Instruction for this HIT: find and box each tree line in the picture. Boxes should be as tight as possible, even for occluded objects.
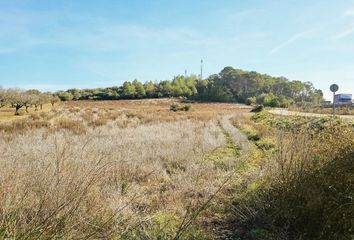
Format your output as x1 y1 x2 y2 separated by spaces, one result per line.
55 66 323 107
1 66 324 115
0 88 60 115
197 67 323 107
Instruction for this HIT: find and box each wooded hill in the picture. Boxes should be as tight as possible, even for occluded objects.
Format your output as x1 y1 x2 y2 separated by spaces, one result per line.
56 67 323 107
1 67 324 111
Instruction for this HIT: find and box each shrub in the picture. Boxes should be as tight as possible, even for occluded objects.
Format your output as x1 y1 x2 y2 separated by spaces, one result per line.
259 94 290 108
170 103 180 112
246 97 257 106
242 128 260 141
247 131 260 141
170 103 192 112
250 111 268 122
255 137 276 150
183 103 191 111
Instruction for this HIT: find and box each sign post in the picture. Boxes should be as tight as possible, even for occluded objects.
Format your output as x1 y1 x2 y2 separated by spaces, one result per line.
330 84 339 116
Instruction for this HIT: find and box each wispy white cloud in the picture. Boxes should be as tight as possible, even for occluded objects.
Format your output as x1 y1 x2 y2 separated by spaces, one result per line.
0 8 218 54
344 9 354 16
270 31 309 54
333 25 354 39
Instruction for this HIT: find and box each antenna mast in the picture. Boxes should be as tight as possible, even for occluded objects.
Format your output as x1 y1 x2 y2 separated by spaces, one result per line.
200 59 203 80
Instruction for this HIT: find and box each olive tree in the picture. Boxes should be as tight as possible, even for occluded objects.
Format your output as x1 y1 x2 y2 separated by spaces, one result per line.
23 93 33 113
39 92 52 110
26 89 49 111
7 89 27 115
50 95 60 107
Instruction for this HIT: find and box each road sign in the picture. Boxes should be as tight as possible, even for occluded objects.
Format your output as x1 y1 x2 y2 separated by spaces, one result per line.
330 84 339 93
330 84 339 116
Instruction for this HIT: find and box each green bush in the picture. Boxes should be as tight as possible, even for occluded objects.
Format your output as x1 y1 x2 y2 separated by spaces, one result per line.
170 103 180 112
255 138 276 150
183 103 191 111
245 130 260 141
246 97 257 105
170 103 192 112
260 94 290 108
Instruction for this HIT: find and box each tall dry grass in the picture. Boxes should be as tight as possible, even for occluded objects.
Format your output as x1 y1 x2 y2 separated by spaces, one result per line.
230 112 354 239
0 99 250 239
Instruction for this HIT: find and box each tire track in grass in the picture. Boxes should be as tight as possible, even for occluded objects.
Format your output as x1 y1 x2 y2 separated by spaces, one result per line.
200 114 255 239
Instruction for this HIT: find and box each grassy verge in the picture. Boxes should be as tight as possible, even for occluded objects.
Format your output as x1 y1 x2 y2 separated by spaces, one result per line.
227 110 354 239
290 106 354 115
203 132 241 171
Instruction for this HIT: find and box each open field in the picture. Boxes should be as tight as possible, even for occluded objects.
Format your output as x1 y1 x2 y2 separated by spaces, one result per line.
2 1 354 239
0 99 353 239
0 99 253 239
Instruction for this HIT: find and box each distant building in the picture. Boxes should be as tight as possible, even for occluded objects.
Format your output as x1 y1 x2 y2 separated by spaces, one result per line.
334 94 352 106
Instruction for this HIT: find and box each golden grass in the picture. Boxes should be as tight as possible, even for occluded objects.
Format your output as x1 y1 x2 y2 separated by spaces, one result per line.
0 103 54 122
0 99 251 239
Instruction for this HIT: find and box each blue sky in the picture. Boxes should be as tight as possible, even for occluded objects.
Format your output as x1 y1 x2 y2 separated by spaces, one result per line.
0 0 354 100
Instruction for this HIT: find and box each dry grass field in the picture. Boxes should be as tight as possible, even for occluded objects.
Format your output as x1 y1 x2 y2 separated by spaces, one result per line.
0 103 53 123
0 99 252 239
1 99 353 239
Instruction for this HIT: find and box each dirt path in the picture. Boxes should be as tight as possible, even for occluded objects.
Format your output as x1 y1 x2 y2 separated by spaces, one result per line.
269 108 354 119
220 114 252 159
204 114 254 239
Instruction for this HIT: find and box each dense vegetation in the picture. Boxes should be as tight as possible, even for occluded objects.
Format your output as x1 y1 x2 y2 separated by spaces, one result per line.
230 112 354 239
0 67 324 115
55 67 323 107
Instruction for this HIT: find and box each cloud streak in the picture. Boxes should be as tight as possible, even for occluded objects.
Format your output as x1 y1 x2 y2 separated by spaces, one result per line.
270 31 309 54
344 9 354 16
333 25 354 39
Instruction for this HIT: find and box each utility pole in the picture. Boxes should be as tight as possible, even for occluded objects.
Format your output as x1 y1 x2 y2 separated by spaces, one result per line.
200 59 203 80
